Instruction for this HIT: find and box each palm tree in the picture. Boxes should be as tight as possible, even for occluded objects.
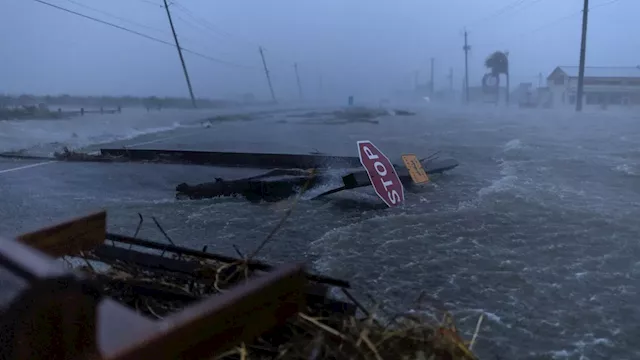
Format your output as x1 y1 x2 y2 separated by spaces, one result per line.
485 51 510 105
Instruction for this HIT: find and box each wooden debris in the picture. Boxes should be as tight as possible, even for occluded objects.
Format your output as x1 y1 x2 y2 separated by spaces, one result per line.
1 211 480 359
17 210 106 257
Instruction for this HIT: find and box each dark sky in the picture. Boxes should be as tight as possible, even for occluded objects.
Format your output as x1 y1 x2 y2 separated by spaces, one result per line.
1 0 636 100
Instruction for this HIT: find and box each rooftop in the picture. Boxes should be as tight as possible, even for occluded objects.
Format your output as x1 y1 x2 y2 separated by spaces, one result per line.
554 66 640 78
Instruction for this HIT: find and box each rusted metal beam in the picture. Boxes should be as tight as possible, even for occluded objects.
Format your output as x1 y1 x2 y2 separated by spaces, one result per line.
17 211 106 258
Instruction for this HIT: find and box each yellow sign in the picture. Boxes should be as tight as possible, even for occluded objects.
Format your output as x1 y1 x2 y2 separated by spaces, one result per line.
402 154 429 184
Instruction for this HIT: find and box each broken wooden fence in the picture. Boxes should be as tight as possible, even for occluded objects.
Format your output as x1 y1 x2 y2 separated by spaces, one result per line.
0 210 355 360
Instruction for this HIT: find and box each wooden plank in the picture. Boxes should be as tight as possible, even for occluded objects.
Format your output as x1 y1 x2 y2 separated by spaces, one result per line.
100 148 362 169
104 263 306 360
91 245 202 275
17 211 106 258
0 236 71 282
0 276 103 360
105 232 351 288
97 299 160 353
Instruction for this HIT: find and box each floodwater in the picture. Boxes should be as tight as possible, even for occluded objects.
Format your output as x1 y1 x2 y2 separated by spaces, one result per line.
1 103 639 359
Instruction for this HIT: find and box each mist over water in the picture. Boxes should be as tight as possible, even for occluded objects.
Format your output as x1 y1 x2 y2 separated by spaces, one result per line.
0 103 638 359
3 0 640 358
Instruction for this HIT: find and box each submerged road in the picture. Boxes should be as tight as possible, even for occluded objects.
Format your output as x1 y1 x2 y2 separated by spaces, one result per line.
1 106 639 359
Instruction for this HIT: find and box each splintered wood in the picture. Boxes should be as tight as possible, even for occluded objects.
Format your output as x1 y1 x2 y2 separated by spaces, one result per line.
104 264 306 360
1 211 308 360
2 211 478 360
17 210 106 257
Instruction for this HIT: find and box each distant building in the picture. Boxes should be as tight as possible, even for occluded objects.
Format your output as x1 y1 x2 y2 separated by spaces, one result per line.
467 86 508 103
547 66 640 108
510 83 553 108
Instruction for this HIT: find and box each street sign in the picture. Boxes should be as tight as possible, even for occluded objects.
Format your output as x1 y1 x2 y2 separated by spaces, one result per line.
401 154 429 185
356 140 404 207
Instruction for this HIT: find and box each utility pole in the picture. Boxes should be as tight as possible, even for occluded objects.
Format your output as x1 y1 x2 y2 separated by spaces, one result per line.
463 29 471 104
576 0 589 112
162 0 196 108
505 51 510 106
538 72 543 88
447 67 454 102
430 58 435 95
294 63 303 101
259 46 277 103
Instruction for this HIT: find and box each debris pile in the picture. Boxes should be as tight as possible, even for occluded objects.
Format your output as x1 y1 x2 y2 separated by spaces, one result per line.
74 236 479 359
9 210 479 359
0 105 65 120
291 107 416 125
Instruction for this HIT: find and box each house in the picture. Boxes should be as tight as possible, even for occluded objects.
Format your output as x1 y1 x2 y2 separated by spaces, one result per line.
547 66 640 108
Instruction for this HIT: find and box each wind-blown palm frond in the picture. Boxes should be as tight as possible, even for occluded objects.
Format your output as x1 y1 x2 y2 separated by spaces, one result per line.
485 51 509 75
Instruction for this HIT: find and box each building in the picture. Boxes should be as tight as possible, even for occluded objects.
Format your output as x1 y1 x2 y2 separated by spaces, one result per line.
510 83 553 108
547 66 640 108
467 86 509 104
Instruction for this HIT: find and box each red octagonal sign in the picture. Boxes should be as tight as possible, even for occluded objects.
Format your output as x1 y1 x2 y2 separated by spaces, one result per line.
357 140 405 207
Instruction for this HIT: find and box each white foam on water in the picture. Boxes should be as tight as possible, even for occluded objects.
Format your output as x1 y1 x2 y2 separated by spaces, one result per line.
614 163 638 176
0 108 210 154
503 138 523 151
478 161 518 198
0 105 292 155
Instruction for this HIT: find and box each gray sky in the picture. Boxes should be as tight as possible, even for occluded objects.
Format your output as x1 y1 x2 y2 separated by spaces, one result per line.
1 0 636 101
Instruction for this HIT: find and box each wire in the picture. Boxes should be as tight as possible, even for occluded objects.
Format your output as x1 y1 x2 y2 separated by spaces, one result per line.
591 0 622 10
469 0 527 28
170 0 305 72
522 0 623 36
170 12 256 60
508 0 548 16
470 0 553 31
31 0 259 70
134 0 163 7
64 0 169 36
524 10 581 35
172 1 260 48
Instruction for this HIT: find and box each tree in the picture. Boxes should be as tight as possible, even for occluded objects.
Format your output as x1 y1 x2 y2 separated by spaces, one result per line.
485 51 510 105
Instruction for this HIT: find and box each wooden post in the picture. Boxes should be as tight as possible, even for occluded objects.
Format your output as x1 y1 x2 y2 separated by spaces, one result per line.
576 0 589 112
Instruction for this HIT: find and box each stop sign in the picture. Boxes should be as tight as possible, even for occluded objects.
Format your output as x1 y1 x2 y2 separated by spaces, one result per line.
357 140 405 207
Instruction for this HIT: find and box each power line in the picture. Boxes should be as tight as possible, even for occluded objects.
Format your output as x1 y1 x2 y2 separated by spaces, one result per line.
31 0 259 70
72 0 245 61
525 10 582 35
172 1 260 48
170 1 298 69
470 0 554 32
133 0 164 8
591 0 622 10
64 0 169 36
521 0 622 36
507 0 548 17
169 13 251 60
469 0 527 28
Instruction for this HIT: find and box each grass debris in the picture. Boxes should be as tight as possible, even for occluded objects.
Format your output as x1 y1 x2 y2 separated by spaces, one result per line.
73 251 479 360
